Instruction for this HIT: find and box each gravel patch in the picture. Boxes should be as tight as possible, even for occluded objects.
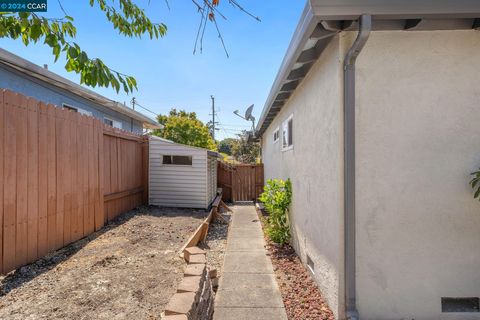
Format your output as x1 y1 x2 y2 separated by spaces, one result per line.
199 209 231 292
257 207 334 320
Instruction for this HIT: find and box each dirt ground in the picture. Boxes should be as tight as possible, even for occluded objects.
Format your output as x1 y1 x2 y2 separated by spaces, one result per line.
0 206 208 320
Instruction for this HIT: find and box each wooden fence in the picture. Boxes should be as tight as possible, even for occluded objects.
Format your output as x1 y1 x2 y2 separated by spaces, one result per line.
0 90 148 274
217 162 264 202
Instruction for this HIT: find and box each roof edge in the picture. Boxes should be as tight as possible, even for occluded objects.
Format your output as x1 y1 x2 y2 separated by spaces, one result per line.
0 48 161 129
257 2 320 133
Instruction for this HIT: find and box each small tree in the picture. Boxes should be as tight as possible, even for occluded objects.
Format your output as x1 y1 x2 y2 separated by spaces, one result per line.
153 109 216 150
231 132 260 164
218 138 236 155
259 179 292 245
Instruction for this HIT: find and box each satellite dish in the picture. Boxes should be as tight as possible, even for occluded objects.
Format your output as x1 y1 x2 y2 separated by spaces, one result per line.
244 104 254 121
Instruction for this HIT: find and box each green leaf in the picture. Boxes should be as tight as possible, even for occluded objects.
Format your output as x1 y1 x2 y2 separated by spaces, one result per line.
68 46 78 58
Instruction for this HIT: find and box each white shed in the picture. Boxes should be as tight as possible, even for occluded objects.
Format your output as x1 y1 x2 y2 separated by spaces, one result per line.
148 136 219 209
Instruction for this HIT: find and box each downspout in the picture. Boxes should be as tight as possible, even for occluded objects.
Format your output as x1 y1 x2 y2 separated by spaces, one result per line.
344 14 371 320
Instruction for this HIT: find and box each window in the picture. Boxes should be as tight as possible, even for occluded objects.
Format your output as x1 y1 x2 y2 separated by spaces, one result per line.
104 117 122 129
273 128 280 143
62 103 93 117
162 155 193 166
282 114 293 150
62 103 77 112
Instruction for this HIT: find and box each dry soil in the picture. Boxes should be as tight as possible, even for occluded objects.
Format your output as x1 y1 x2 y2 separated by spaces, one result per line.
0 206 208 320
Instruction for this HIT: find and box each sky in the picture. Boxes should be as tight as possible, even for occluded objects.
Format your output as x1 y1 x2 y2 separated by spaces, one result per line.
1 0 305 140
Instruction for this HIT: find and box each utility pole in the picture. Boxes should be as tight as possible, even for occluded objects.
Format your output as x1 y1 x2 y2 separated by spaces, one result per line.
131 97 136 110
211 95 216 140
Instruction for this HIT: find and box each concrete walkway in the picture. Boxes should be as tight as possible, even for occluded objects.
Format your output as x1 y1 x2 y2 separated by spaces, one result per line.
214 205 287 320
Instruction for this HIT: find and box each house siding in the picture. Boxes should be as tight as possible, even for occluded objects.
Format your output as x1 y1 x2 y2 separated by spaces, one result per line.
355 30 480 319
0 65 143 133
262 35 345 319
149 137 209 209
262 29 480 320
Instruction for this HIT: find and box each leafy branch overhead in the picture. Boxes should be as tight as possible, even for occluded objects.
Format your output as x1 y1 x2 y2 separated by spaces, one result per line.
0 0 258 93
192 0 260 57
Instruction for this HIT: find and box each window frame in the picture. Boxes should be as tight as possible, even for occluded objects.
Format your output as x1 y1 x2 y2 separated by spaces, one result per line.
273 127 280 144
162 155 193 166
104 117 122 129
62 103 93 117
282 114 294 151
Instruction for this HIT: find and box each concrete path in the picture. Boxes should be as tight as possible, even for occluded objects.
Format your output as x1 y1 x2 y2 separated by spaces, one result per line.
214 205 287 320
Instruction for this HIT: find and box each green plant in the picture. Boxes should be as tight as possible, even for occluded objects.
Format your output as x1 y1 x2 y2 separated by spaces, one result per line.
153 109 217 151
259 179 292 245
470 168 480 199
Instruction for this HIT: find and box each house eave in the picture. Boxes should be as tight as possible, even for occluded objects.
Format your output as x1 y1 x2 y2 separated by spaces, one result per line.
256 0 480 137
0 48 162 130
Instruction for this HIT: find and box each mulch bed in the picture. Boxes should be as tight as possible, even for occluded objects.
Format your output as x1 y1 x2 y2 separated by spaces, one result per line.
258 207 335 320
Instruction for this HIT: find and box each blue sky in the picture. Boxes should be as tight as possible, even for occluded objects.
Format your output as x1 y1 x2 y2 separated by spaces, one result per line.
1 0 305 139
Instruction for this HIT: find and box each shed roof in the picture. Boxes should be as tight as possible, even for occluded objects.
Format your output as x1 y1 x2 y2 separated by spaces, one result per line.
0 48 162 130
149 135 221 158
256 0 480 135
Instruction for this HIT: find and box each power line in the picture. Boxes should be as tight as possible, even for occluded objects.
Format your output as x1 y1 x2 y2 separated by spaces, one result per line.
130 97 159 117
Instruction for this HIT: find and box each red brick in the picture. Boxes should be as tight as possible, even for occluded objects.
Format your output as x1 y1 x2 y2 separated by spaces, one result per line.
177 276 201 293
187 253 206 264
184 263 205 276
164 292 195 315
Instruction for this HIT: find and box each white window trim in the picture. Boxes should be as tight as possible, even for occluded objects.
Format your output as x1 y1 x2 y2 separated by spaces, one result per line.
104 117 122 129
62 103 93 117
273 127 280 144
161 155 193 166
282 114 294 152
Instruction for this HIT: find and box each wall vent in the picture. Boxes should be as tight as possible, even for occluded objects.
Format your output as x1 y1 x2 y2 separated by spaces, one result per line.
306 254 315 274
441 297 480 312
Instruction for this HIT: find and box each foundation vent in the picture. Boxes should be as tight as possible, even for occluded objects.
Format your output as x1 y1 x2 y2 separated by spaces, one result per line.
306 254 315 274
441 297 480 312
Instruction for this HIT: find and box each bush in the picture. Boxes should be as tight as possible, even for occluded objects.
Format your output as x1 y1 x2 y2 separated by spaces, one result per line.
470 168 480 199
259 179 292 245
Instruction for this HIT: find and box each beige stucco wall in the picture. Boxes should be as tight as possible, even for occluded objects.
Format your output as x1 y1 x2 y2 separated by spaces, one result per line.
261 35 345 319
355 30 480 319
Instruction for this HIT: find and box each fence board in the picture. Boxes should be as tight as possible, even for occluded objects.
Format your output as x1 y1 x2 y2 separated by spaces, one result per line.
27 97 39 262
38 102 48 258
217 163 264 202
46 104 57 253
15 94 28 267
0 91 4 274
55 107 65 248
0 90 149 275
4 91 17 272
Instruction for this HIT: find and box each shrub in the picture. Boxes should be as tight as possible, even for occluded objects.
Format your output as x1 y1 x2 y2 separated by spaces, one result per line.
470 168 480 200
259 179 292 245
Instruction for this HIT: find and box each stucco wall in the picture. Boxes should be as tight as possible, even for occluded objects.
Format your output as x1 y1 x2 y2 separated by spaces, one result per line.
355 30 480 319
262 35 345 319
0 65 143 133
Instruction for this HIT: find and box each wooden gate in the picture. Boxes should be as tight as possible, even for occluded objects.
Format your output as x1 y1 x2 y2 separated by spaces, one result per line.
217 162 264 202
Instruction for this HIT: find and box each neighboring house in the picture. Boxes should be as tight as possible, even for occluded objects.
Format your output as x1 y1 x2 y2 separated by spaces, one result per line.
149 136 220 209
257 1 480 319
0 48 160 133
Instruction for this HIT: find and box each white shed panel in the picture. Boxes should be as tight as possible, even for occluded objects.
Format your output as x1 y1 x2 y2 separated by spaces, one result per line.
148 136 218 209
